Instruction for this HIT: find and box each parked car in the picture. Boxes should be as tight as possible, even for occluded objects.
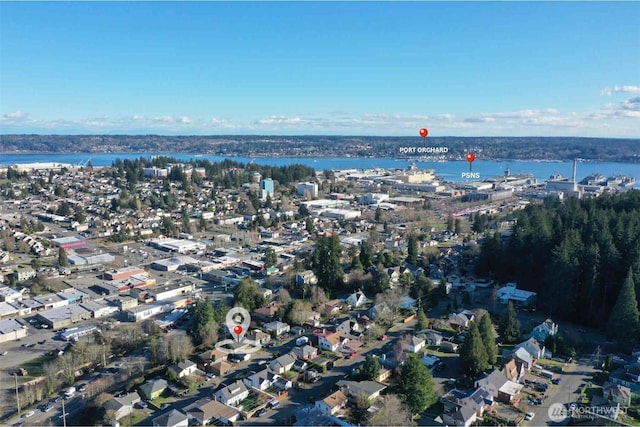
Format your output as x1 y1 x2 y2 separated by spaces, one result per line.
24 411 35 418
525 412 535 421
552 378 561 385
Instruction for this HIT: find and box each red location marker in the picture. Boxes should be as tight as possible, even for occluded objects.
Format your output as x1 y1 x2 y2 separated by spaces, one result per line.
233 325 243 335
466 152 476 171
419 128 428 138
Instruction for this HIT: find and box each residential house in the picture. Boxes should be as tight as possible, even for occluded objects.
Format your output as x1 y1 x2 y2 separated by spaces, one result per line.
475 370 523 405
502 359 526 383
297 309 321 327
440 341 459 353
515 337 545 360
185 398 241 425
197 349 227 372
376 368 392 383
402 335 426 354
103 392 142 420
214 380 249 407
318 331 346 352
314 390 348 415
318 299 343 318
295 270 318 286
292 359 308 372
263 320 290 336
603 382 632 407
270 353 297 374
336 318 363 338
346 290 367 308
152 409 189 427
168 359 198 378
449 311 475 330
246 329 271 346
243 369 279 391
253 303 279 324
418 329 444 346
442 388 493 427
529 318 558 343
367 302 391 320
336 380 387 401
139 378 168 400
292 344 318 360
211 360 232 376
511 347 535 371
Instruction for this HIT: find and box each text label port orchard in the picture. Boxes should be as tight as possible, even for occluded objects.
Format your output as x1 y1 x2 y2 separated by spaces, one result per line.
399 146 449 154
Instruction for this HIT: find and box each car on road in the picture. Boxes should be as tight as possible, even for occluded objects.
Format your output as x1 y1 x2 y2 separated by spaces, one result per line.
38 340 46 345
160 403 171 410
24 411 35 418
552 378 561 385
525 412 535 421
42 403 54 412
255 408 267 417
0 351 7 356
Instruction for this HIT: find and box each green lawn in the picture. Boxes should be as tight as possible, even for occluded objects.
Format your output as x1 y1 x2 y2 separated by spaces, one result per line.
150 393 177 408
537 358 565 368
119 410 147 427
240 395 261 412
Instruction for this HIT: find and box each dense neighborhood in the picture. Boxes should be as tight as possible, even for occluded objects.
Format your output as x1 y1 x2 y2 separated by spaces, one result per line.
1 159 639 427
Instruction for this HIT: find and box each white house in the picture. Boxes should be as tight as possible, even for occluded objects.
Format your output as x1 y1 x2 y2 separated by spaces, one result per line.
402 335 426 354
515 337 545 360
314 390 348 415
214 380 249 407
243 369 279 391
270 353 297 374
318 332 346 352
346 290 367 308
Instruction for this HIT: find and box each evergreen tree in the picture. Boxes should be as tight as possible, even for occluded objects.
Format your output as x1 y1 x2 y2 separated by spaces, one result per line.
459 322 489 375
416 310 429 331
607 269 640 348
407 233 418 264
190 297 215 345
397 354 438 415
360 354 381 381
359 241 374 269
312 235 344 290
264 247 277 268
375 206 383 222
58 247 68 267
499 302 521 344
478 313 497 366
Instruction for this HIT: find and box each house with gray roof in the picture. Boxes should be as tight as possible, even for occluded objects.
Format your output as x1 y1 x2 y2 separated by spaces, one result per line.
270 352 297 374
152 409 188 427
214 380 249 407
336 380 387 401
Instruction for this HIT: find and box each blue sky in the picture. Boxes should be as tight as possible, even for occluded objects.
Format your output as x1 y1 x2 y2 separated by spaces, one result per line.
1 2 639 137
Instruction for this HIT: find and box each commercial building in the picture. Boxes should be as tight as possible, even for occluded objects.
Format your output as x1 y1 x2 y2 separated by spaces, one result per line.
151 256 199 272
0 286 22 304
126 303 169 322
51 236 86 250
146 282 197 302
36 304 92 330
297 182 319 198
104 266 147 281
149 238 206 254
0 318 27 343
260 178 275 200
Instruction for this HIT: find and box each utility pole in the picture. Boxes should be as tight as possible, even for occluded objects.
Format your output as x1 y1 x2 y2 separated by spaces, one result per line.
14 373 21 418
62 397 67 427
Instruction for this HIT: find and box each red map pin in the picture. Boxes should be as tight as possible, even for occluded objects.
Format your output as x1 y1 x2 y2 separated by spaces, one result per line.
466 152 476 171
233 325 243 335
419 128 428 138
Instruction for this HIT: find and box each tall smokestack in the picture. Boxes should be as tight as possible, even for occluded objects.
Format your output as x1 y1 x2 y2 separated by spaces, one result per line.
572 159 577 183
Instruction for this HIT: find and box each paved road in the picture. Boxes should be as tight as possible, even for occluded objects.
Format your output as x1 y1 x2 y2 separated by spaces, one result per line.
522 356 597 426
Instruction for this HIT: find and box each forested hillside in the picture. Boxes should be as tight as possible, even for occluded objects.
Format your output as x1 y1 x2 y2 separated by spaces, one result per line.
476 191 640 328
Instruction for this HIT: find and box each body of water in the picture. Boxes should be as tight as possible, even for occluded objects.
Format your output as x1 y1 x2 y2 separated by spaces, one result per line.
1 152 639 185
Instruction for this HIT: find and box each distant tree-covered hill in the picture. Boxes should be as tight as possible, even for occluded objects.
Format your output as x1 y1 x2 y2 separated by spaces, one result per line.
1 134 639 162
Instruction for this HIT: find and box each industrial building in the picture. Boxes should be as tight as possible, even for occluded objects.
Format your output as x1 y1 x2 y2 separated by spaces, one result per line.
0 318 27 343
36 304 92 330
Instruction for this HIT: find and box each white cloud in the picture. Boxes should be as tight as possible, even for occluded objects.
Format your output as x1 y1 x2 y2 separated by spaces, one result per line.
601 85 640 96
1 110 28 120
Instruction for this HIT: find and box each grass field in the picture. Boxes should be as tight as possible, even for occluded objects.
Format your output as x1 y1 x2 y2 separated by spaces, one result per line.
20 353 57 377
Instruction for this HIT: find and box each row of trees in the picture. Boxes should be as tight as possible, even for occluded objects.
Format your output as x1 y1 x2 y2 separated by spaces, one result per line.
459 313 498 376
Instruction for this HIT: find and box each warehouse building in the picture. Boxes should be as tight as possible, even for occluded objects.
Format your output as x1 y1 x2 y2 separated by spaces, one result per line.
36 304 92 330
0 318 28 343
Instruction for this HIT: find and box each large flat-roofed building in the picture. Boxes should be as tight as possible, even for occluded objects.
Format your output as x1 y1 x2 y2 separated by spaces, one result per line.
36 304 92 330
151 256 199 272
32 293 69 311
321 209 362 220
104 266 147 281
80 301 118 318
51 236 86 250
149 238 206 254
126 303 168 322
0 301 20 319
68 252 115 265
0 286 22 304
146 282 197 302
0 318 27 343
56 288 90 304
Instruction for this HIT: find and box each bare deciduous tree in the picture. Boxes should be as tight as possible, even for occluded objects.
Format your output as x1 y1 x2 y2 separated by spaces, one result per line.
367 395 415 426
